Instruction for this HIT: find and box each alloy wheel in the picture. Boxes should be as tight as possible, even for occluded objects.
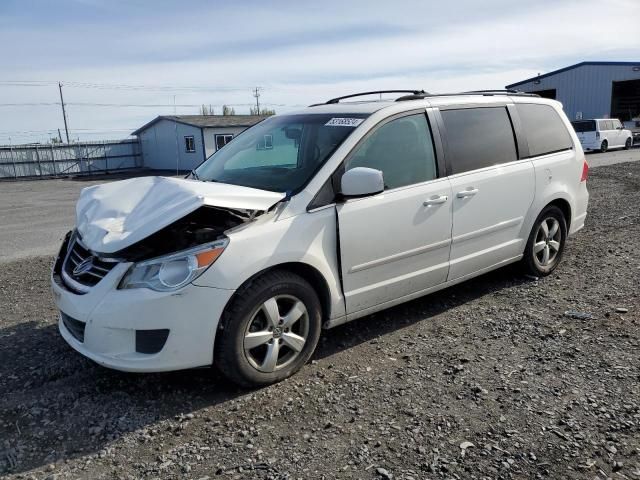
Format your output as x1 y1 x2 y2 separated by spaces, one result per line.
243 295 309 373
533 217 562 268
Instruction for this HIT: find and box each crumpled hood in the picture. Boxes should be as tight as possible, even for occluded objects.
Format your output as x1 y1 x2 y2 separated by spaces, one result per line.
76 176 285 254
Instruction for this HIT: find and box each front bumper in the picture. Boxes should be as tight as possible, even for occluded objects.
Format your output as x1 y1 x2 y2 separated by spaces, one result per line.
52 261 235 373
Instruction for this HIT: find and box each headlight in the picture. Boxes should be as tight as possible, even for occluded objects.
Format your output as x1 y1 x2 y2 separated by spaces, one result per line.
119 239 228 292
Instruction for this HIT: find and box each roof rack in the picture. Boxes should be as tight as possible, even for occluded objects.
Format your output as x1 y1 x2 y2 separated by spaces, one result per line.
310 90 427 106
396 89 539 101
461 89 539 97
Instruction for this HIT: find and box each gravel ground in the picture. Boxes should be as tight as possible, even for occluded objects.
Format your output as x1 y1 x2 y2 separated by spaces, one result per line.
1 162 639 480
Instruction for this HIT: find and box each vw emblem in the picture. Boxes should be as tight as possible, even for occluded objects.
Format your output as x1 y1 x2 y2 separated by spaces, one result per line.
72 257 94 276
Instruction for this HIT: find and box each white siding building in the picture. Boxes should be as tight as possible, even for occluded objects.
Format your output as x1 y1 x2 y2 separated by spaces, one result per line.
132 115 267 171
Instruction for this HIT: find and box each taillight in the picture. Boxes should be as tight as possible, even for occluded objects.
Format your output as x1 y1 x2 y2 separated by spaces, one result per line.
596 131 600 140
580 159 589 182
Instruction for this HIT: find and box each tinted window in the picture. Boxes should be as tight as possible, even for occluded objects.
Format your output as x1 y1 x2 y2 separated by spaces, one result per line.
516 104 573 157
441 107 517 174
572 120 596 132
345 114 437 190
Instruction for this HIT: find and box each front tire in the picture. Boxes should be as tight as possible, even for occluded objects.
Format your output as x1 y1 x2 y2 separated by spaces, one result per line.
521 205 567 277
600 140 608 153
215 270 322 388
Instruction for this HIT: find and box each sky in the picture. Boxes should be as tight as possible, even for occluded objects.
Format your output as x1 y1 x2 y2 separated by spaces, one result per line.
0 0 638 144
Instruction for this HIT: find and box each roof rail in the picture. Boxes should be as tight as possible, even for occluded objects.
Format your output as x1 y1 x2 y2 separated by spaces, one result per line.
461 89 539 97
310 90 426 106
395 89 540 101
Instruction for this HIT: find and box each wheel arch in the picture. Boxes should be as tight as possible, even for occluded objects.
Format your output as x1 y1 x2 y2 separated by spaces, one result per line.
546 197 572 227
215 261 333 338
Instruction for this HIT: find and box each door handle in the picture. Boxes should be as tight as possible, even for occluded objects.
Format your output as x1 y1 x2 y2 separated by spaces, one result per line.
457 188 479 198
423 195 448 206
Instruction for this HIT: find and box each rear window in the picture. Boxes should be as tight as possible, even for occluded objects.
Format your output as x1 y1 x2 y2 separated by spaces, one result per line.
516 104 573 157
441 107 518 175
572 120 596 132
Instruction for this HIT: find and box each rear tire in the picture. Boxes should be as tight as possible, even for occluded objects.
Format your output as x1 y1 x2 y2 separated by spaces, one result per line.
521 205 567 277
215 270 322 388
624 138 632 150
600 140 608 153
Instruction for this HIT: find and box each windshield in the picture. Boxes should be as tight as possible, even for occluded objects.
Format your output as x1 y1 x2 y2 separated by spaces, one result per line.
194 113 369 193
571 120 596 132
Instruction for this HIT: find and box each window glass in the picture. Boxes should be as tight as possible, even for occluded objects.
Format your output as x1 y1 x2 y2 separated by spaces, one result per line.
516 104 573 157
224 126 298 169
195 113 367 193
441 107 517 174
184 136 195 153
345 114 437 190
571 120 596 132
215 134 234 150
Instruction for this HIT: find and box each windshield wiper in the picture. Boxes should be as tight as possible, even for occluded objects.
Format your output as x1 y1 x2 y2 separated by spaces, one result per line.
189 170 200 181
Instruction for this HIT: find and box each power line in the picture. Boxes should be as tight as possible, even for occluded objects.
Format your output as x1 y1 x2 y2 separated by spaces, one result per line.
0 80 258 92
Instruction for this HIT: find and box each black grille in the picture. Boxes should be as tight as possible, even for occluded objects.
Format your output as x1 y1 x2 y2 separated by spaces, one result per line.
63 238 117 290
61 312 86 342
136 329 170 354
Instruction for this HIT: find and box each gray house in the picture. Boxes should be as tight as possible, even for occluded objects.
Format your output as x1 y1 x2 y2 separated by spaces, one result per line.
132 115 267 171
506 61 640 122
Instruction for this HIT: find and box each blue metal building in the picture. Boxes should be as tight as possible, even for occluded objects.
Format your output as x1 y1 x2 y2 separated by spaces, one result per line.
506 61 640 122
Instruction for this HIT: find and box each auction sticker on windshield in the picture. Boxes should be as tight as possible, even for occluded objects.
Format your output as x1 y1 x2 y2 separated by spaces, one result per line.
325 118 364 127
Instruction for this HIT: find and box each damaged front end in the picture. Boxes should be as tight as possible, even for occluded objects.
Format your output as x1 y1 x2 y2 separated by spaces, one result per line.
112 205 254 262
57 175 286 294
114 206 256 292
57 205 259 294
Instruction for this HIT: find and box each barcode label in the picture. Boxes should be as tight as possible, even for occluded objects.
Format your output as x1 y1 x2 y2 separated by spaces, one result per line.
325 118 364 127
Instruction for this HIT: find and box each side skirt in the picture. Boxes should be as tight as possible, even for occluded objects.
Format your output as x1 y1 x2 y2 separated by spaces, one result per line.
324 254 523 328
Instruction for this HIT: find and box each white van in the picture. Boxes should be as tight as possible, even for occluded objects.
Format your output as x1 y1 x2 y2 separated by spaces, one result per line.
571 118 633 152
52 90 589 387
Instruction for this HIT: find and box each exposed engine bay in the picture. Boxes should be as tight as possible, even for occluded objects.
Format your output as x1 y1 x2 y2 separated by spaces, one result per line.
106 206 256 261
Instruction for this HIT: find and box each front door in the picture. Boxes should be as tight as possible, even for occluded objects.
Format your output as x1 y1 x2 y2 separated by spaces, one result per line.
336 112 453 314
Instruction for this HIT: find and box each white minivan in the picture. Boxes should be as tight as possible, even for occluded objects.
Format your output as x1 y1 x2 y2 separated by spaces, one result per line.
571 118 633 152
52 90 589 387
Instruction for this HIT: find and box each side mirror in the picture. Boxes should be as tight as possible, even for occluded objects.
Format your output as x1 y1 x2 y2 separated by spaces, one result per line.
341 167 384 197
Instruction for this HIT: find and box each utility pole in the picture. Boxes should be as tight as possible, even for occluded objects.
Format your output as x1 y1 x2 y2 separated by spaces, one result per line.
252 87 261 115
58 82 70 143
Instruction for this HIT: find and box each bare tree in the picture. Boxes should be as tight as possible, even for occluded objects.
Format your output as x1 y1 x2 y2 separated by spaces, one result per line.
222 105 236 116
200 104 215 115
250 106 275 116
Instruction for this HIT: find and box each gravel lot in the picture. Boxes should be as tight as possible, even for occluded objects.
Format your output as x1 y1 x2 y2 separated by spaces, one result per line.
1 162 639 479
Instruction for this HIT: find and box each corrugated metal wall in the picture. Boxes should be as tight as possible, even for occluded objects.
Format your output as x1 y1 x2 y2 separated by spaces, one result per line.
507 64 640 121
